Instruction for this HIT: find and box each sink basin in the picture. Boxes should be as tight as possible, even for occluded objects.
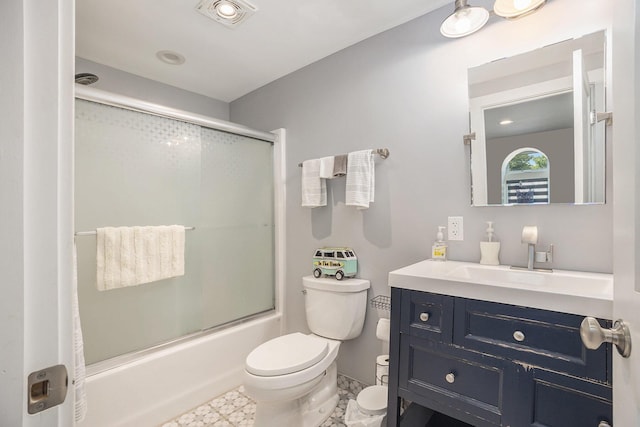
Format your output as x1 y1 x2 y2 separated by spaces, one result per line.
388 260 613 319
446 264 613 296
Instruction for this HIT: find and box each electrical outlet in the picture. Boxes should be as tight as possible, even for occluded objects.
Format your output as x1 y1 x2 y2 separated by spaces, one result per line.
448 216 463 241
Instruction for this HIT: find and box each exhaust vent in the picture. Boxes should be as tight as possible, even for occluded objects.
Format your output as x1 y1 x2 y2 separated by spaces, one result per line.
195 0 258 28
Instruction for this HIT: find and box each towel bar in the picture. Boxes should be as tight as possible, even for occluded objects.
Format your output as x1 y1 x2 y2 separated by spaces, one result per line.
74 226 195 236
297 148 390 167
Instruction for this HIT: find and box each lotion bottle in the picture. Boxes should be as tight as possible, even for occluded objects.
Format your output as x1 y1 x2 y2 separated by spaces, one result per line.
432 226 447 261
480 221 500 265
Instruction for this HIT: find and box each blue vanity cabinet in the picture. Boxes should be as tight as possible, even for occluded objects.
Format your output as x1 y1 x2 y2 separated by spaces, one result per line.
387 287 613 427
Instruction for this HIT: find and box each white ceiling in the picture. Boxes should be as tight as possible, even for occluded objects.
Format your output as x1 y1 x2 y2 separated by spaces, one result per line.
76 0 451 102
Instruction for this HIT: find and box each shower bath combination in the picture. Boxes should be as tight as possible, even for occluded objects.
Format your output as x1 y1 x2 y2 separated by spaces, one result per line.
73 86 284 426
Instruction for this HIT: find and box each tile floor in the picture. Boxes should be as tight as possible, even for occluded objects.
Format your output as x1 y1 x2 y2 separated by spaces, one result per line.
160 374 367 427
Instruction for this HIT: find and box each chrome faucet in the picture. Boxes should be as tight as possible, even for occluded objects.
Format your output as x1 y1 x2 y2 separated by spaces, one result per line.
512 226 554 272
522 225 538 270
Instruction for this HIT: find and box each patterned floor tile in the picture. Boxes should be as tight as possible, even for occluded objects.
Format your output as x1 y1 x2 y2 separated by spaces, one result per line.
160 374 368 427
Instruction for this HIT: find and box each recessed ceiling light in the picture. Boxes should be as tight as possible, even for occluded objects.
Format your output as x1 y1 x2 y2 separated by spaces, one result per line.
215 1 238 19
156 50 186 65
195 0 258 28
500 119 514 125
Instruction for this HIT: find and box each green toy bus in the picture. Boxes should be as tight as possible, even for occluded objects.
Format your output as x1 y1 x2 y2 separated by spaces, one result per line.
312 247 358 280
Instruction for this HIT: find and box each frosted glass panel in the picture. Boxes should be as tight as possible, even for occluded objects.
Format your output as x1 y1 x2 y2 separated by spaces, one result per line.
200 128 275 328
75 100 274 364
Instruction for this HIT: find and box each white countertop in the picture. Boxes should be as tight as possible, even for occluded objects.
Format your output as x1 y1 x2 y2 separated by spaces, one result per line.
388 259 613 319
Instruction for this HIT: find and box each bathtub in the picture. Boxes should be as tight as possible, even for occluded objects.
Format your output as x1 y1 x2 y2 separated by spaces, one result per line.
78 312 282 427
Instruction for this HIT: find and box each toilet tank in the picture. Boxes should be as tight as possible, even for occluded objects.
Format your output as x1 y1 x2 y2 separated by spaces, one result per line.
303 276 370 340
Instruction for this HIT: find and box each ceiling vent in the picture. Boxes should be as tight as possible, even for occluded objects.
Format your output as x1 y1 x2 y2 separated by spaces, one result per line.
195 0 258 28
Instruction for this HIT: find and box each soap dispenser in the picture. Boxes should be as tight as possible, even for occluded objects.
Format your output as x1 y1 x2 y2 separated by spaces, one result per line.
432 226 448 261
480 221 500 265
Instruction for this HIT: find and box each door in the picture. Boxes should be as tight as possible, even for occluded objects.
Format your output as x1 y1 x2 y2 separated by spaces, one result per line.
612 1 640 425
0 0 74 425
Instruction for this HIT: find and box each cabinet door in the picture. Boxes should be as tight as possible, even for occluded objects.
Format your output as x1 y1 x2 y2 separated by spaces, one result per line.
399 334 528 427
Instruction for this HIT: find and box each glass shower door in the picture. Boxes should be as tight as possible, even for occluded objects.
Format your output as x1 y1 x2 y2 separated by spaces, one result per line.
75 99 274 364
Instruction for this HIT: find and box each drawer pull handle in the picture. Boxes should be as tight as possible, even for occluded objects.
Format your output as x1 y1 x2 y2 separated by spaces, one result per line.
513 331 525 342
419 312 430 322
598 422 611 427
445 373 455 384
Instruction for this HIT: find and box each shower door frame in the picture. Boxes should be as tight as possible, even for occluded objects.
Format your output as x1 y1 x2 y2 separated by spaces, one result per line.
74 86 287 369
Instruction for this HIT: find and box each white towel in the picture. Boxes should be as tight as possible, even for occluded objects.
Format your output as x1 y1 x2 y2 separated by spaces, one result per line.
96 225 185 291
318 156 335 179
301 159 327 208
346 150 375 209
72 242 87 422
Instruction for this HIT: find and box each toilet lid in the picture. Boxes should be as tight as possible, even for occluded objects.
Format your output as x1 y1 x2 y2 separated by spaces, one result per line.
246 333 329 376
357 385 388 415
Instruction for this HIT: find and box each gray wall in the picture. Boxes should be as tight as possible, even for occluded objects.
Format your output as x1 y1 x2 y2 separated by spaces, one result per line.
486 128 575 204
76 58 230 120
230 0 614 384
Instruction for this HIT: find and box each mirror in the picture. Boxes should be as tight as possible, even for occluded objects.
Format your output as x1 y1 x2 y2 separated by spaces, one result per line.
468 30 607 206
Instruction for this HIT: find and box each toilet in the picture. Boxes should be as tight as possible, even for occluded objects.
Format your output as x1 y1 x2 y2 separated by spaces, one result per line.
243 276 370 427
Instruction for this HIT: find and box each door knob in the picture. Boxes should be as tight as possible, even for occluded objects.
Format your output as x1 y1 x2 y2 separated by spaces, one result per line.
580 317 631 358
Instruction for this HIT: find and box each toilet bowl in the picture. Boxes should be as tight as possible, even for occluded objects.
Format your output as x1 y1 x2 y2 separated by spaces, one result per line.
243 276 370 427
243 333 341 427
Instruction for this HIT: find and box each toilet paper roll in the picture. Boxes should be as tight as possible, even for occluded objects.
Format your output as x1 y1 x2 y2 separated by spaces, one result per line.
376 318 390 341
521 226 538 244
376 354 389 386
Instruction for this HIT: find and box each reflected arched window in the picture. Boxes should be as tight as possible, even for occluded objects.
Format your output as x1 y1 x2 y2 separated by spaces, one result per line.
501 148 550 204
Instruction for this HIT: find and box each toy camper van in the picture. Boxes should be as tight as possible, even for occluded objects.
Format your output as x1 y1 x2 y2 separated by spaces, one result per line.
312 247 357 280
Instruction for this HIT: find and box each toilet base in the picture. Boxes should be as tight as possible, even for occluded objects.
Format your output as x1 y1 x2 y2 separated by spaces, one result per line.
253 362 339 427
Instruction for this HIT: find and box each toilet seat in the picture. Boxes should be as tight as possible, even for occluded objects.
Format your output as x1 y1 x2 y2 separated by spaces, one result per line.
244 334 340 391
246 332 329 376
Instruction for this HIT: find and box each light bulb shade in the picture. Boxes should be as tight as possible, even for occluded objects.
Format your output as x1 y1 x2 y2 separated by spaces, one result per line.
494 0 546 18
440 3 490 38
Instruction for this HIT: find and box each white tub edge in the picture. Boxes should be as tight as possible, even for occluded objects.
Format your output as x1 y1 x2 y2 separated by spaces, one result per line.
78 313 282 427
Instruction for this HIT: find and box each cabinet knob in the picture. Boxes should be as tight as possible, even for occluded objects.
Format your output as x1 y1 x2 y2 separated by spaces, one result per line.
445 373 455 384
513 330 525 342
419 312 430 322
598 421 611 427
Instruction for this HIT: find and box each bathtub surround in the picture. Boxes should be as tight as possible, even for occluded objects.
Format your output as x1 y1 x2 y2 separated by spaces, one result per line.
230 0 614 384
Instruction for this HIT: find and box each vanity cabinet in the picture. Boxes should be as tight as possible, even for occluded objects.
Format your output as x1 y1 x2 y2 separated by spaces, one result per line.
387 287 613 427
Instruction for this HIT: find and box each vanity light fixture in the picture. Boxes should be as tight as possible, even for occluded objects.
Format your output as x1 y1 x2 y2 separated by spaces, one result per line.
493 0 546 19
440 0 490 38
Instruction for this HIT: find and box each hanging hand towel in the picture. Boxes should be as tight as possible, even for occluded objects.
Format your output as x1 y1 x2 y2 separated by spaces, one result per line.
301 159 327 208
96 225 185 291
318 156 335 179
332 154 348 177
346 149 375 209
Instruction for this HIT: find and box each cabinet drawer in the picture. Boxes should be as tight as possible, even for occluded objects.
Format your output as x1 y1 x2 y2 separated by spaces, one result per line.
400 290 453 342
523 369 612 427
399 335 505 426
453 299 609 381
